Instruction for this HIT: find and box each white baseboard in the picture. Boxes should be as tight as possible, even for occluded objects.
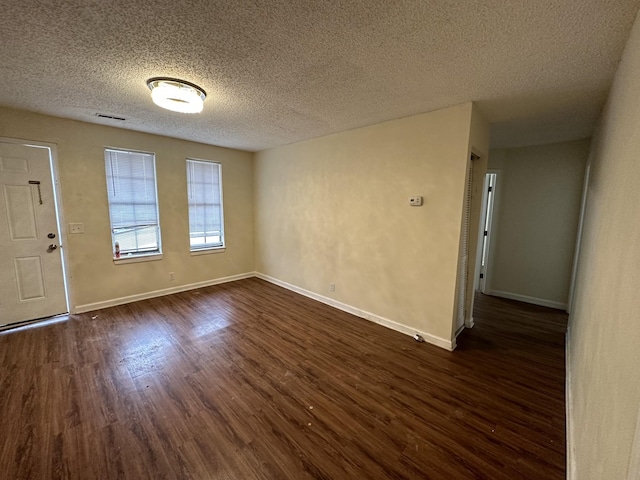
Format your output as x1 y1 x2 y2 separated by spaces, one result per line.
74 272 255 314
486 289 567 311
255 272 455 351
566 326 576 480
74 271 456 351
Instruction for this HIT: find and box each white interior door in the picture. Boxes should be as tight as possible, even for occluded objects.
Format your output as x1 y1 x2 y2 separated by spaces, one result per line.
0 141 67 325
479 172 497 293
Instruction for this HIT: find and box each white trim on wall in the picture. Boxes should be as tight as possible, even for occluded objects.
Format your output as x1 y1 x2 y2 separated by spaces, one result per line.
566 326 576 480
255 272 456 351
485 289 567 310
74 272 255 313
568 161 591 314
74 269 456 351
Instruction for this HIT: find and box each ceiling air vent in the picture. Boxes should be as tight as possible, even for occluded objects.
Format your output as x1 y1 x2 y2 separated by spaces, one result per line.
95 113 126 121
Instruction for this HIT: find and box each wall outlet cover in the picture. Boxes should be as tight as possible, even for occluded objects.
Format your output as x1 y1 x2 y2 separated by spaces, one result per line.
69 223 84 234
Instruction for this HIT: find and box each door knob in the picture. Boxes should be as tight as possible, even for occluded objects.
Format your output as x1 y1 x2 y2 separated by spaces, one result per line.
48 233 56 239
48 244 58 252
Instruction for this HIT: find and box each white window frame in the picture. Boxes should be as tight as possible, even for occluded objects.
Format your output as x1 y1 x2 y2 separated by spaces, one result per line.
186 158 225 254
104 148 162 263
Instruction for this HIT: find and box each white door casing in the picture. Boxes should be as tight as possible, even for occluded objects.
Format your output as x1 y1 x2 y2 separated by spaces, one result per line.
0 142 67 325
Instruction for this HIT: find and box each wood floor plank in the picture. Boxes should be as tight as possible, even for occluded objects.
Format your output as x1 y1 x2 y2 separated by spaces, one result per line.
0 278 567 479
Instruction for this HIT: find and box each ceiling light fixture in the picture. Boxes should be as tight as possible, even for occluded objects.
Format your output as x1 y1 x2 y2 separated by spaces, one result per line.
146 77 206 114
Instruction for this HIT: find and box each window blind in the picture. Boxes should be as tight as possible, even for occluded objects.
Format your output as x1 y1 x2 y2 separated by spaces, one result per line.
186 159 224 249
105 149 161 255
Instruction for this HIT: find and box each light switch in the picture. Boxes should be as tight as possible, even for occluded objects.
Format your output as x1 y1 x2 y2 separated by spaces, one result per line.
69 223 84 234
409 196 423 206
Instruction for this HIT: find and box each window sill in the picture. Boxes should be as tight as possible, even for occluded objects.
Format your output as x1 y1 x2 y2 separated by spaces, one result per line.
190 247 226 256
113 253 163 264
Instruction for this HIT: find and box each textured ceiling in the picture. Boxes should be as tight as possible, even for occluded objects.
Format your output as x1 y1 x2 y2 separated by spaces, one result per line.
0 0 638 151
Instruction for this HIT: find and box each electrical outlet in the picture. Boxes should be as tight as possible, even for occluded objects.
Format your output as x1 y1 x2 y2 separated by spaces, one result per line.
329 283 335 292
409 196 423 206
69 223 84 234
169 272 175 281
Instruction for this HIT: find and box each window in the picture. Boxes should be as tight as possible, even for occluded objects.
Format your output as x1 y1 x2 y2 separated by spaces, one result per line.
105 148 161 258
186 159 224 250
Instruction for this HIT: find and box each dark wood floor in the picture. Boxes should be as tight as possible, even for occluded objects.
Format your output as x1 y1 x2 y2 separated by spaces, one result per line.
0 278 567 479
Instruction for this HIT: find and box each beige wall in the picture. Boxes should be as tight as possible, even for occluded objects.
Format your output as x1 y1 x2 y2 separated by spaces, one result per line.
1 103 488 348
254 103 488 347
487 139 589 308
569 9 640 479
0 107 255 309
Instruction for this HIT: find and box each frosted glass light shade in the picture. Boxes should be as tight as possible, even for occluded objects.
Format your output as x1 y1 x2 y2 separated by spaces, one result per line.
147 78 206 114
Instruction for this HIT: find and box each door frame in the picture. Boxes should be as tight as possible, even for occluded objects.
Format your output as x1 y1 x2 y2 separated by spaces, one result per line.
567 161 591 314
474 169 500 295
0 136 72 316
